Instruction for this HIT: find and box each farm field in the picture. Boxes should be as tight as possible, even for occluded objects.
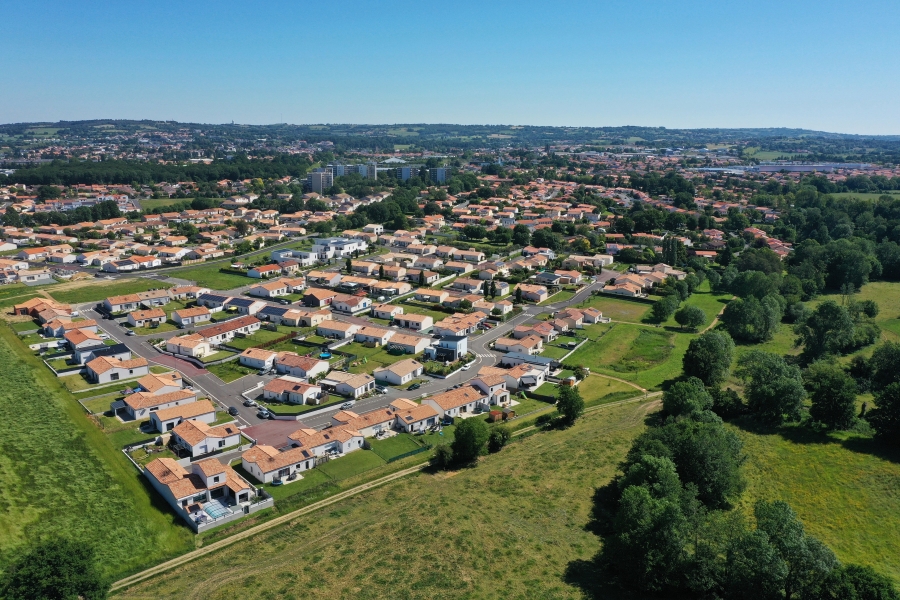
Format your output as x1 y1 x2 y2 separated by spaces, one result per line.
116 396 657 600
173 264 252 290
49 278 172 304
0 326 193 581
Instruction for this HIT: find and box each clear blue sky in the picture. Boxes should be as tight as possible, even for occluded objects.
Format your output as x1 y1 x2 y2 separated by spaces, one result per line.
2 0 898 134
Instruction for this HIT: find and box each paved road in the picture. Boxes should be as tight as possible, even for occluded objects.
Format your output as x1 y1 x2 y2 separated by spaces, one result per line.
80 268 617 432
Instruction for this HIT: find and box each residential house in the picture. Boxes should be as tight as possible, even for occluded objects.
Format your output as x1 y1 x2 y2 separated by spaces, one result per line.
136 371 183 395
385 333 432 355
392 402 440 433
394 313 433 332
424 385 488 418
104 293 141 313
331 293 371 315
415 289 449 304
515 284 549 303
316 320 359 340
118 390 197 419
248 264 283 278
274 353 330 379
171 420 242 458
200 315 261 345
263 376 322 404
371 304 404 320
471 375 511 405
171 306 211 327
143 458 254 529
239 348 277 371
149 399 216 433
330 408 396 438
248 280 289 298
42 318 98 338
373 358 424 386
287 425 364 456
224 297 267 315
320 371 376 398
302 288 337 307
85 355 150 383
128 308 166 328
494 335 543 355
64 328 104 351
166 333 212 358
241 444 319 484
423 335 467 362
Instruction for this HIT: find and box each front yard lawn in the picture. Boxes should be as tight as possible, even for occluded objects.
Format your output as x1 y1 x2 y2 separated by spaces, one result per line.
225 327 293 351
199 350 237 363
81 393 122 415
9 320 40 333
124 322 178 336
539 345 571 359
317 450 386 481
206 361 256 383
341 342 419 373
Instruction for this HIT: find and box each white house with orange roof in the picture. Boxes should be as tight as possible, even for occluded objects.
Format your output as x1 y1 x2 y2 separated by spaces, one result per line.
171 420 242 458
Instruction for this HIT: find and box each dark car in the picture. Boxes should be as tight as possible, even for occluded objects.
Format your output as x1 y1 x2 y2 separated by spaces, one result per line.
228 406 240 416
408 383 421 391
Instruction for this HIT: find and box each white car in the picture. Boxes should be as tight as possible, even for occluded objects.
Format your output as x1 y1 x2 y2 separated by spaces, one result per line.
461 364 471 371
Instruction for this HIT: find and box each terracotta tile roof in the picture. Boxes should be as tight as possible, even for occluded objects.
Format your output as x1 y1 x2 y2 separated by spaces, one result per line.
106 293 142 305
152 399 216 422
275 353 326 372
241 445 314 473
124 389 195 410
287 426 361 449
131 308 165 320
427 386 486 410
374 358 422 378
64 328 102 346
173 419 240 447
200 315 259 340
395 403 440 424
173 306 210 318
137 371 182 393
240 347 277 361
86 355 147 374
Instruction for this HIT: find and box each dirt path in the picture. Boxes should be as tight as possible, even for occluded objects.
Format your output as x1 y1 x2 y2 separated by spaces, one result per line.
700 295 735 333
588 372 647 392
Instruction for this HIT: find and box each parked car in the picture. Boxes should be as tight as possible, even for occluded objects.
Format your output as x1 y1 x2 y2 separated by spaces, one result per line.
408 383 421 391
340 402 353 410
256 409 271 419
461 364 471 371
277 298 291 305
126 330 136 336
227 406 240 416
243 399 257 407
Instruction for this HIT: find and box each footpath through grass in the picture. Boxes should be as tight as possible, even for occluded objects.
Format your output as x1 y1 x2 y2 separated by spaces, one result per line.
0 325 193 580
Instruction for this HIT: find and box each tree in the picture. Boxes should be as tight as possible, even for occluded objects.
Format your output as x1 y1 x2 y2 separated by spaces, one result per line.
868 382 900 444
737 351 806 423
662 377 713 417
38 185 63 200
683 331 735 387
1 538 109 600
458 298 472 311
487 426 511 453
489 280 497 298
515 286 523 304
869 341 900 391
754 500 838 600
651 294 680 322
462 224 488 240
805 564 900 600
345 257 352 274
573 365 589 381
451 418 490 464
512 224 531 246
804 361 858 430
418 270 425 286
674 305 706 331
3 206 22 227
724 530 789 600
431 444 454 469
531 228 563 251
735 247 783 274
556 384 585 425
378 264 385 279
794 300 857 358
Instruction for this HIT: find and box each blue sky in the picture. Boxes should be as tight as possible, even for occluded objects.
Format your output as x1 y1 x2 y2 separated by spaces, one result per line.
2 0 898 134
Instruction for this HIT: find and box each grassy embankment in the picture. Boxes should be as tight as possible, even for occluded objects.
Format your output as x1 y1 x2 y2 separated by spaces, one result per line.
49 279 172 304
0 325 193 581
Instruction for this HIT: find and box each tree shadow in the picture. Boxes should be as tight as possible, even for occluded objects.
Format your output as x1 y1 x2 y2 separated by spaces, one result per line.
563 559 654 600
729 415 900 465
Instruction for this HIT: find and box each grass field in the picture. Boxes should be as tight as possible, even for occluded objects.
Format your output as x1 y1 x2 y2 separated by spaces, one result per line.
49 279 172 304
125 322 178 336
116 396 658 600
139 197 221 211
224 327 292 351
0 326 193 581
174 264 252 290
660 284 731 328
734 420 900 583
581 294 651 322
566 322 689 390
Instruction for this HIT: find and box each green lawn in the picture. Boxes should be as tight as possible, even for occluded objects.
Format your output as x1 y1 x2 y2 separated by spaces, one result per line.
368 434 423 461
49 279 173 304
735 420 900 583
317 449 387 480
247 465 334 501
341 342 420 373
579 375 643 406
0 293 41 311
540 345 572 359
125 321 178 336
398 302 452 323
81 392 122 415
0 326 193 581
539 288 577 305
259 394 345 415
660 283 731 328
206 361 256 383
173 264 252 290
199 350 237 363
224 327 293 351
9 320 40 333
